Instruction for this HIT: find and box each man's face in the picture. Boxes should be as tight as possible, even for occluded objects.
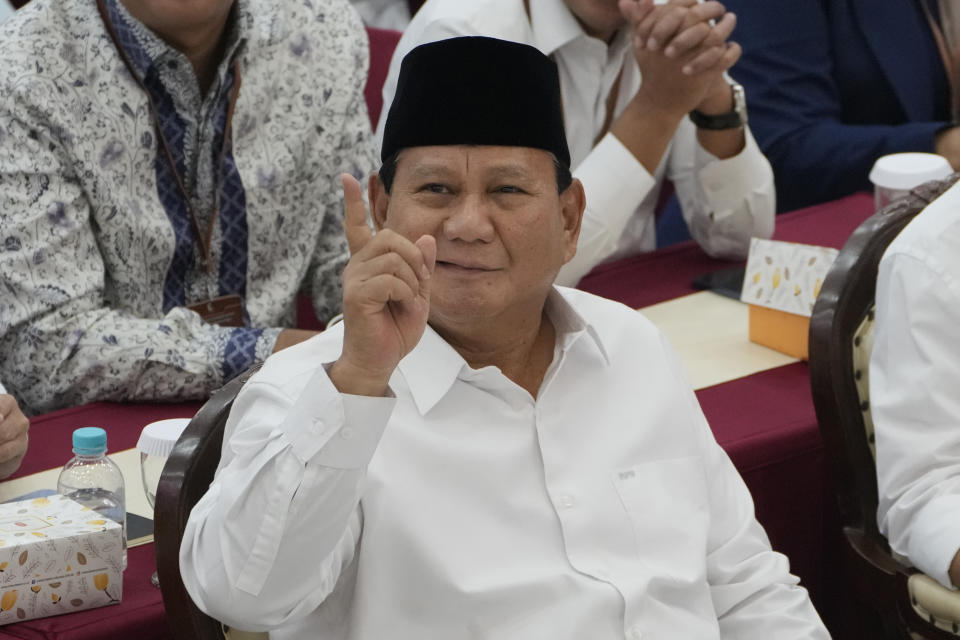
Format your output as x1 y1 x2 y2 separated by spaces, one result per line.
372 145 583 329
562 0 626 41
119 0 234 40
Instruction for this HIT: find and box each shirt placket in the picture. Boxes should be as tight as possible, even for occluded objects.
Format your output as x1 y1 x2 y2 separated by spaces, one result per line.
535 339 651 640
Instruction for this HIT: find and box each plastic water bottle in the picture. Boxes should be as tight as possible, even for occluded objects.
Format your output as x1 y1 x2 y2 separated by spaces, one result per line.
57 427 127 570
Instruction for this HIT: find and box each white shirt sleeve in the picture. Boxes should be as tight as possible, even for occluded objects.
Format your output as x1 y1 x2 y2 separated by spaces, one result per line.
874 251 960 589
671 119 775 261
180 364 396 631
556 135 657 286
0 381 6 395
556 120 775 287
659 334 830 638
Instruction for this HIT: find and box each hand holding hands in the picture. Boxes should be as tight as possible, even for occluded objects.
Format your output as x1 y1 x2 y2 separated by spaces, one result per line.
619 0 741 117
0 395 28 479
329 175 436 397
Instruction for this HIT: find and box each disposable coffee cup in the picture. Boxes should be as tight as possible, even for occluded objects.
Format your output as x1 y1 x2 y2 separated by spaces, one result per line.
869 152 952 210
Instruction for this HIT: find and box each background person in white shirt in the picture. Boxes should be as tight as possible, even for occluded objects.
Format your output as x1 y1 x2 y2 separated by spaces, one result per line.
0 380 28 480
375 0 775 286
873 179 960 590
181 36 827 639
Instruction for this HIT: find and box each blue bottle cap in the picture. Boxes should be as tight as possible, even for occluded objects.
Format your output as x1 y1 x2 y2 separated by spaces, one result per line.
72 427 107 456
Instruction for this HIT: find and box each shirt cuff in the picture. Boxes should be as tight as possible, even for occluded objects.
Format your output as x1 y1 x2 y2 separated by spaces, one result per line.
907 494 960 589
282 364 396 468
695 127 772 221
255 327 284 362
575 134 657 238
221 327 266 381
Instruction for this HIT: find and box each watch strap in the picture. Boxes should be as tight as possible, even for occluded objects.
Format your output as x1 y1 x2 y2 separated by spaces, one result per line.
688 108 744 130
689 83 747 130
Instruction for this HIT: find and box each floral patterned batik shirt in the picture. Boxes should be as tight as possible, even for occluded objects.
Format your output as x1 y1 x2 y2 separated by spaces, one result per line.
0 0 377 414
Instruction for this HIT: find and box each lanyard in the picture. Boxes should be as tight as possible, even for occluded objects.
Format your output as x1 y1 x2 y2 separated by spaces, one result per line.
95 0 243 275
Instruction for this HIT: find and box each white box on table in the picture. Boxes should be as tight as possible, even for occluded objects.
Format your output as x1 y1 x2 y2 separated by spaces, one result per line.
0 494 123 624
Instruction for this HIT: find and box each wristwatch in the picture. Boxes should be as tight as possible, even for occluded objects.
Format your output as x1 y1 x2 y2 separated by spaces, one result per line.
689 82 747 130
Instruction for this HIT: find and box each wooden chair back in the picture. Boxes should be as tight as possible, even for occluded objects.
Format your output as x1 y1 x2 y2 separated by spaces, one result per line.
155 365 261 640
809 175 960 639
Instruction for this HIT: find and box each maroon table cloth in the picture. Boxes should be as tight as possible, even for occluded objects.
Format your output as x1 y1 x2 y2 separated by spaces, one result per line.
0 192 875 638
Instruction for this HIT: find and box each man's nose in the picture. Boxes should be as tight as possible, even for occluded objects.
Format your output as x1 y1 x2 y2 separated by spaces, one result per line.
442 194 496 243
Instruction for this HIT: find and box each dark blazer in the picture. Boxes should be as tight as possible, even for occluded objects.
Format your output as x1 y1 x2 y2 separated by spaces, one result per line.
724 0 951 212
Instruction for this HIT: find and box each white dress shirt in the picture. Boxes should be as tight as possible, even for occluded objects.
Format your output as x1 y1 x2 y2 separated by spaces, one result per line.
874 181 960 589
373 0 775 286
181 287 827 639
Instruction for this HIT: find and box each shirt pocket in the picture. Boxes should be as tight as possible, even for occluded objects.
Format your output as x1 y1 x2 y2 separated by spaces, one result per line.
612 457 710 583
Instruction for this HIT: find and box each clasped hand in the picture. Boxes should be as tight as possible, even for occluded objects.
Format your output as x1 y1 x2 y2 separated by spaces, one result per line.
620 0 742 116
0 395 28 479
328 175 437 397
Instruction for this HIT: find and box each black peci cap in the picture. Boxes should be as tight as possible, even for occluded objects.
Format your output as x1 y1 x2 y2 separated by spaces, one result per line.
380 36 570 168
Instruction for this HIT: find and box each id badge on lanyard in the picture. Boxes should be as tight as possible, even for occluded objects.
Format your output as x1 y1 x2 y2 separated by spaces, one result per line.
97 0 247 327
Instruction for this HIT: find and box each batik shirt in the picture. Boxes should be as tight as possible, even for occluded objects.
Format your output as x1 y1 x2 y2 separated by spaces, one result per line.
0 0 377 414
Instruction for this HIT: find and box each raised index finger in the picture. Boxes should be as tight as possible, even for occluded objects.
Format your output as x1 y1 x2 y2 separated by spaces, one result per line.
341 173 373 256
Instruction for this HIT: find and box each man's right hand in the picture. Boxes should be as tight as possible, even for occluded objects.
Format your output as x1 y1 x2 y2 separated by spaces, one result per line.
328 174 437 397
620 0 739 118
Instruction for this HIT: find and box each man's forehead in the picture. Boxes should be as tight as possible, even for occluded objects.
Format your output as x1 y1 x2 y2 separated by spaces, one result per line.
396 145 554 178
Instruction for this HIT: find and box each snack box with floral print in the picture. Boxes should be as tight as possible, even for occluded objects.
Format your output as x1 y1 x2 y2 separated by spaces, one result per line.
740 238 839 360
0 494 122 624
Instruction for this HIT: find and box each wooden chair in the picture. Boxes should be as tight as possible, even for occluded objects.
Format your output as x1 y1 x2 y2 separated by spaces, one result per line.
809 175 960 640
155 365 265 640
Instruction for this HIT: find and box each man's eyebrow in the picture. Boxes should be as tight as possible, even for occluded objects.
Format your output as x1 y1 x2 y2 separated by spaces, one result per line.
405 164 456 181
484 164 536 181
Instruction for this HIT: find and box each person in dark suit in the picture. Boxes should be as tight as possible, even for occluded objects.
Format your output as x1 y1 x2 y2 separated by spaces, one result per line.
722 0 957 212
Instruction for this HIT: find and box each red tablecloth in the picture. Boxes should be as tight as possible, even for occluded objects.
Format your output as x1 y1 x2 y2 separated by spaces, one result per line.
1 192 876 639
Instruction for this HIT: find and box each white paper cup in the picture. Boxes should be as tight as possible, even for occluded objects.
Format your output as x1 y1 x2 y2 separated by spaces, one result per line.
869 152 952 210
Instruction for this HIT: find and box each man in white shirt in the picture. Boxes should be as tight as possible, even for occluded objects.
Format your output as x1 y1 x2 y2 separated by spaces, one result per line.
873 179 960 590
376 0 775 286
0 380 28 480
181 37 827 638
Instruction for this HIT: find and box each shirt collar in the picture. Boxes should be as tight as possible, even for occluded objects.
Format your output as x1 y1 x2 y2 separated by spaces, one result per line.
529 0 631 60
397 287 610 415
528 0 589 56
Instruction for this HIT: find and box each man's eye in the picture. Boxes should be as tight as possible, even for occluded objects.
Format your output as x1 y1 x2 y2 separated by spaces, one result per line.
419 183 450 194
496 185 525 194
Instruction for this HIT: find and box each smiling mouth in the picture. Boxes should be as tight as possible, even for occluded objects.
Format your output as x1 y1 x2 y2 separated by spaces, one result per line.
436 261 497 272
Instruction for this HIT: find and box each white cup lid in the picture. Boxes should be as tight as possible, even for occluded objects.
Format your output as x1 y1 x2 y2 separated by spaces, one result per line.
869 152 952 190
137 418 191 458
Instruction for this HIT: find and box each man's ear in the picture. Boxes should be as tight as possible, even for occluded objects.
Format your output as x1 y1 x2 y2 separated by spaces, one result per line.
369 173 389 231
560 178 585 265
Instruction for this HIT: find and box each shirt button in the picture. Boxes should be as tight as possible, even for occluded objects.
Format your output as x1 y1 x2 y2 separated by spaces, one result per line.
339 427 354 440
627 625 643 639
312 418 325 433
558 494 575 509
